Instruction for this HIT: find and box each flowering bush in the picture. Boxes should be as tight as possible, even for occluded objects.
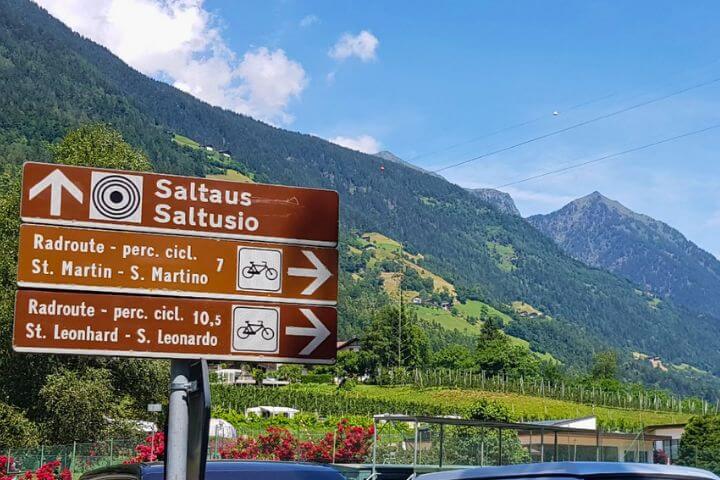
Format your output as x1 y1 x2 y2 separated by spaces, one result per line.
0 457 71 480
125 432 165 463
219 420 374 463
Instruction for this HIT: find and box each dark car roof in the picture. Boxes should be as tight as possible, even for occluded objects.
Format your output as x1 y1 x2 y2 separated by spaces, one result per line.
417 463 720 480
80 460 347 480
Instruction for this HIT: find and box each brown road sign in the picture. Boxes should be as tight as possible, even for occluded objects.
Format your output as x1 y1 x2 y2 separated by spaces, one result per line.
18 224 337 305
13 290 337 363
20 162 339 247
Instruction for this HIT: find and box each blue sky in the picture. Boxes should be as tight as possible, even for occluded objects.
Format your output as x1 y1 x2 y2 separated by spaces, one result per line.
37 0 720 255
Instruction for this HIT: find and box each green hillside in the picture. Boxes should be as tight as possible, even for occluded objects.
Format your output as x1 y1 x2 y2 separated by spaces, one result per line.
2 0 720 379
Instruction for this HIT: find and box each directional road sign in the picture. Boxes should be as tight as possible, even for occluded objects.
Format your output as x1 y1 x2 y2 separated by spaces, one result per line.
17 224 337 305
21 162 339 247
14 289 337 363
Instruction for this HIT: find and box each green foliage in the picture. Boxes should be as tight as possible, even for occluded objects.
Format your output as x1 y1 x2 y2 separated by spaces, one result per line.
0 401 39 448
39 368 115 444
276 365 303 383
475 318 541 377
51 123 151 171
468 398 515 422
0 125 170 444
401 268 434 292
211 384 687 431
591 350 619 380
300 373 333 384
362 307 430 370
677 415 720 473
431 345 475 369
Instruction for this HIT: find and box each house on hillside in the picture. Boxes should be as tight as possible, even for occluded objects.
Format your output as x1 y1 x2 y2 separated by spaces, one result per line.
412 296 422 304
218 149 232 157
202 144 215 151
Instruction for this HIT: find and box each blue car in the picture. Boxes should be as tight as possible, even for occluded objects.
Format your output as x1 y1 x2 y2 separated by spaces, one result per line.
79 460 348 480
417 462 719 480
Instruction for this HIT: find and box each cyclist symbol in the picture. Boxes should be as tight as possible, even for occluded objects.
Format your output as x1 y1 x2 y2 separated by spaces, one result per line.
241 261 279 281
236 320 275 340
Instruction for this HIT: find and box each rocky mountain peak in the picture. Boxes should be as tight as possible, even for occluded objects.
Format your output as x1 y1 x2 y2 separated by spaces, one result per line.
466 188 521 216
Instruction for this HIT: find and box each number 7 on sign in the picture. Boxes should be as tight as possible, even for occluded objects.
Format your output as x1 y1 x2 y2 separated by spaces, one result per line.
216 258 224 272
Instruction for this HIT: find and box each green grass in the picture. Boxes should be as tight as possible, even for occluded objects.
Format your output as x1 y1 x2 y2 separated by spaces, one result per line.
414 305 479 333
208 168 254 183
172 133 201 149
486 241 517 272
456 299 512 323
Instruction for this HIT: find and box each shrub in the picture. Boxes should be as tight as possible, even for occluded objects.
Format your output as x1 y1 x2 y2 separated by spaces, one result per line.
0 402 39 448
39 368 114 444
126 432 165 463
219 420 374 463
0 458 70 480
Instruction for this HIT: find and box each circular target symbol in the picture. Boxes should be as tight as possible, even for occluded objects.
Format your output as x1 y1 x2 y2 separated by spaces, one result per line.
91 175 141 220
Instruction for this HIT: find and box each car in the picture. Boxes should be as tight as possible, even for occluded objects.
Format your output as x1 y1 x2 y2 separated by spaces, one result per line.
79 460 349 480
417 462 720 480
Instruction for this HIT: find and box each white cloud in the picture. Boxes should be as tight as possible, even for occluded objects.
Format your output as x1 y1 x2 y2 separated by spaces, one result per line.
329 30 379 62
299 14 319 28
330 135 381 154
33 0 307 125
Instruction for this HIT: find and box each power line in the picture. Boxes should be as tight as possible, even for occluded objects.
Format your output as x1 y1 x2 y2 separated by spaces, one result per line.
406 92 617 162
493 122 720 189
432 75 720 173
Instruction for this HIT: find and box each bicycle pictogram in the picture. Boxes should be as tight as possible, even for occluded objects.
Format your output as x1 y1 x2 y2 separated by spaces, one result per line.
241 261 279 281
236 320 275 340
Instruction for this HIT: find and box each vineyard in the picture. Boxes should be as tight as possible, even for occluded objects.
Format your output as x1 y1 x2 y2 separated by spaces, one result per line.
374 368 718 414
211 383 692 432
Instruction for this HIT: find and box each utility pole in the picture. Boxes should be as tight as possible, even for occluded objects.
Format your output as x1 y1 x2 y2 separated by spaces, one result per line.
397 242 404 368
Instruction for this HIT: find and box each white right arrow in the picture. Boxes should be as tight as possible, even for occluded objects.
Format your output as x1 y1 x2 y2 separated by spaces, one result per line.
286 309 331 356
287 250 333 295
28 169 83 216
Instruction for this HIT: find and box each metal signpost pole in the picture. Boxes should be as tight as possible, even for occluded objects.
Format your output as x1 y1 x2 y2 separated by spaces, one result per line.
167 360 191 480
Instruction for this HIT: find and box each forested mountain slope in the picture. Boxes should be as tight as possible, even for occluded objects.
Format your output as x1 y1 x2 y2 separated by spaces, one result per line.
2 0 720 372
529 192 720 319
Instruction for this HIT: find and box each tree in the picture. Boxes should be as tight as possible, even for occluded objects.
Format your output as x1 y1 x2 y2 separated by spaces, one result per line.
39 368 115 444
431 345 474 369
362 307 430 371
52 123 152 171
474 318 541 377
0 125 169 439
591 350 619 380
677 415 720 473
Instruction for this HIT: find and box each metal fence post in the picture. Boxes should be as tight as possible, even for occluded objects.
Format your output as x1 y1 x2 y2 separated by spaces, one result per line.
332 430 337 464
71 441 76 471
439 424 444 468
497 428 502 466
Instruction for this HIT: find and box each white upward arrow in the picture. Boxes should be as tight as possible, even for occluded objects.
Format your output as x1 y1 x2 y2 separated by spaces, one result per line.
288 250 333 295
286 309 331 356
28 169 83 216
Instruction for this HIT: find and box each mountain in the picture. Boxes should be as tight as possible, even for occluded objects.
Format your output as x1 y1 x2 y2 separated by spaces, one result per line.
374 151 442 178
467 188 521 216
3 0 720 374
528 192 720 319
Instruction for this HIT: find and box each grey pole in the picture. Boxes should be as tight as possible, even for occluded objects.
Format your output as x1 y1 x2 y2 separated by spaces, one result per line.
167 359 191 480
